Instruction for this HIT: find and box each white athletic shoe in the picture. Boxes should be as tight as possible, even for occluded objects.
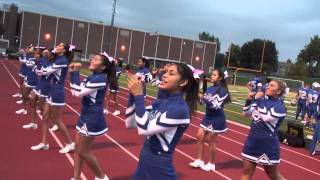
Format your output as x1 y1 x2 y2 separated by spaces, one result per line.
49 124 59 131
59 142 75 154
112 110 120 116
31 143 49 151
16 100 23 104
15 108 27 115
201 162 216 171
104 109 109 114
312 151 316 156
12 93 21 97
95 175 109 180
22 123 38 129
189 159 204 168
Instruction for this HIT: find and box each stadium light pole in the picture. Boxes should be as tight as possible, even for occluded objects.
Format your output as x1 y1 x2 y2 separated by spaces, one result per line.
259 40 266 72
108 0 117 53
149 31 159 67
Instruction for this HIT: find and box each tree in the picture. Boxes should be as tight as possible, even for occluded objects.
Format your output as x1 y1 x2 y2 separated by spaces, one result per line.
226 43 241 67
199 32 220 52
214 53 226 69
286 58 293 64
297 35 320 76
285 60 308 80
240 39 278 75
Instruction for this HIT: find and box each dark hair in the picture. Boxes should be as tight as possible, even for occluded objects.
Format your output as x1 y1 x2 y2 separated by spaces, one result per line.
125 64 131 70
139 57 150 69
116 58 123 67
266 78 271 84
62 43 74 64
202 75 208 93
47 48 56 62
175 63 199 114
99 54 117 89
213 69 232 104
34 48 43 58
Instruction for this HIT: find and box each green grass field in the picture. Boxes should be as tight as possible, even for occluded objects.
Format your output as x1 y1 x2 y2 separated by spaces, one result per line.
80 68 313 136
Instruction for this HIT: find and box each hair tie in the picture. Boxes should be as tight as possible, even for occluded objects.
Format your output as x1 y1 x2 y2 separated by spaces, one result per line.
223 70 229 79
69 45 76 52
187 64 204 79
100 51 115 62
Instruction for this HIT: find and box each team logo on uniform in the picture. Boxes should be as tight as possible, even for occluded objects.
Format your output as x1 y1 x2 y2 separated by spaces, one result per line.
203 93 217 103
256 153 272 165
148 110 162 121
252 109 262 122
207 124 213 131
80 124 89 136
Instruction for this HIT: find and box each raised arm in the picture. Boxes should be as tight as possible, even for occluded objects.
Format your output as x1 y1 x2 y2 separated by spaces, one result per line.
134 97 189 136
242 92 257 117
69 71 105 97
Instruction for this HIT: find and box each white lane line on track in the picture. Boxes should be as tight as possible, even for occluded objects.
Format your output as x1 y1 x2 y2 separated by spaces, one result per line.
9 61 320 177
1 60 88 180
109 79 320 175
113 83 320 164
64 91 231 180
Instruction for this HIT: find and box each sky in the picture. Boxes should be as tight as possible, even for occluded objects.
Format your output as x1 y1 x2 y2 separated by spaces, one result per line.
2 0 320 61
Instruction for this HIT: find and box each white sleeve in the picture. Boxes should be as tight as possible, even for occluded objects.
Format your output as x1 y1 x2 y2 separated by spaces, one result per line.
70 83 98 98
137 119 175 136
41 66 58 75
135 109 189 136
243 100 256 117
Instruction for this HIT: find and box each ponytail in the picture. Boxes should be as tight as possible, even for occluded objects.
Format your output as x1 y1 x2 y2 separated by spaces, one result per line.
176 63 199 114
100 54 117 88
140 57 150 70
214 69 231 104
62 43 75 64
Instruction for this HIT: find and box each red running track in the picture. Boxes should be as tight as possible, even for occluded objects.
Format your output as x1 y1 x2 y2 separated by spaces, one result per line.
1 58 320 180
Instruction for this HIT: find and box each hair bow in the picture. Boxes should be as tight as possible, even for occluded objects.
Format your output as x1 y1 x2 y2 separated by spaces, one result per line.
187 64 204 79
100 51 115 62
224 70 229 79
51 48 57 53
69 44 76 52
35 46 47 50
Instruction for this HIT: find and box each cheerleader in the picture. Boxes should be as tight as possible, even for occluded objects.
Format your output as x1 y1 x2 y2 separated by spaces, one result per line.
310 110 320 156
106 57 122 116
241 80 287 180
128 63 199 180
12 48 27 98
189 69 231 171
15 45 34 114
31 43 75 153
125 57 152 127
69 52 116 180
21 46 46 129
